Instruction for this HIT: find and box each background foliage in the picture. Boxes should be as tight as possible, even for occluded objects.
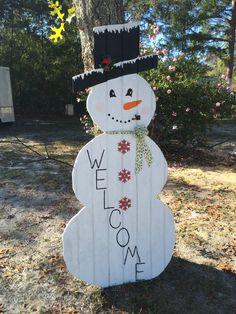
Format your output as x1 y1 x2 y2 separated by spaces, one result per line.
0 0 235 145
0 0 82 114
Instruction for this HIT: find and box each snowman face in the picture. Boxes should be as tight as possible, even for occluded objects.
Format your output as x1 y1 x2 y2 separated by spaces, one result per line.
87 74 156 132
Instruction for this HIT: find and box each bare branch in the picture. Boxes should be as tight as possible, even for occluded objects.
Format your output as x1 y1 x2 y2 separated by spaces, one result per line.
44 142 50 159
208 139 229 149
14 136 42 157
1 136 73 168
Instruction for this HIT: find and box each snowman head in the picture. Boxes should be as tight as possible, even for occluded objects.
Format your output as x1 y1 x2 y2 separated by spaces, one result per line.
87 74 156 132
73 22 158 130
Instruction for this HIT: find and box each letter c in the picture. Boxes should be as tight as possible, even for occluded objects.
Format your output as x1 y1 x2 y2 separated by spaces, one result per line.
109 209 121 229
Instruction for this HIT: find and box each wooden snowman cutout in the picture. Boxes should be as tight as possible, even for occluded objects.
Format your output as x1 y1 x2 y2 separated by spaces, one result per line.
63 22 175 287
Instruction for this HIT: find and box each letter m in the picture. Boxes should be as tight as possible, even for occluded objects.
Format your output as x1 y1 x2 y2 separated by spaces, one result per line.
124 246 141 265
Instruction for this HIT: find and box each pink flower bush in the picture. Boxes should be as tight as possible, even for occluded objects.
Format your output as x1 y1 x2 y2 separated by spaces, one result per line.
168 65 176 72
148 23 160 40
129 26 235 145
162 48 168 55
153 48 160 54
152 25 160 35
149 34 155 40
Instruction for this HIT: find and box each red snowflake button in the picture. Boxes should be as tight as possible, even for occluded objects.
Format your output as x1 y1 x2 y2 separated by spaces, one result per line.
119 197 131 211
118 169 131 183
118 139 130 154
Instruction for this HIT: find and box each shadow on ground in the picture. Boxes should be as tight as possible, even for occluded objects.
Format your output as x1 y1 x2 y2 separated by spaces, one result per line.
102 257 236 313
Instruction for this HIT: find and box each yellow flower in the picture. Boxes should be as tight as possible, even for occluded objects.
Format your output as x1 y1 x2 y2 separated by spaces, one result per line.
48 0 64 21
49 23 65 43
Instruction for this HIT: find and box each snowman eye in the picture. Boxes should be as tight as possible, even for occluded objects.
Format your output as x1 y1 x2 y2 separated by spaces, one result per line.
126 88 133 97
109 89 116 97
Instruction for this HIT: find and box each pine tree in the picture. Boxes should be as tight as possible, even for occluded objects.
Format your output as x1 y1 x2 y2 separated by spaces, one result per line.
126 0 236 88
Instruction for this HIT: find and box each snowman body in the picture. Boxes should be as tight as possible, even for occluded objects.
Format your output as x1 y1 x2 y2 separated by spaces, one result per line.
63 74 175 287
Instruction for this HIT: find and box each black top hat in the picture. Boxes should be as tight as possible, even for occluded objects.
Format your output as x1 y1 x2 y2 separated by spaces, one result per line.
72 22 158 92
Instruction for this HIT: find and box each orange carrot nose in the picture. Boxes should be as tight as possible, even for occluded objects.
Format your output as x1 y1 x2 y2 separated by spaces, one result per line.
123 100 142 110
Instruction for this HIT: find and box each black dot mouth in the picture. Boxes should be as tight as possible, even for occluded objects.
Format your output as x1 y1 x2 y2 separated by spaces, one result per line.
108 113 140 123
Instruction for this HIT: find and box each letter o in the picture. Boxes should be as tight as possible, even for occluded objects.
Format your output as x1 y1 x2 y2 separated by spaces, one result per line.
116 228 130 248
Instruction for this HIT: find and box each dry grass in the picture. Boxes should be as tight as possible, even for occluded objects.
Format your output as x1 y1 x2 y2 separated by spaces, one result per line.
0 118 235 314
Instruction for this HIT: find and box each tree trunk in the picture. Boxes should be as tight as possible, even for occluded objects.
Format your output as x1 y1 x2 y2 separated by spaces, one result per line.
227 0 236 89
73 0 124 72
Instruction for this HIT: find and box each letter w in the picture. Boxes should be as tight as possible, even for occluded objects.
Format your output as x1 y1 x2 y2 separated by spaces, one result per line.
87 149 105 169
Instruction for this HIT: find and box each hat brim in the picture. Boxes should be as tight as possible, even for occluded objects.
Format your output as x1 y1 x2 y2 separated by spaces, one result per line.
72 54 158 93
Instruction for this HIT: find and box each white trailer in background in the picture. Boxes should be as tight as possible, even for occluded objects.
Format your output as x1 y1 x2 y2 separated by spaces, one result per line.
0 66 15 123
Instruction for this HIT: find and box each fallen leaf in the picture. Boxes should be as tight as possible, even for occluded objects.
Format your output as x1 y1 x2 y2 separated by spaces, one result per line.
56 263 65 270
0 247 16 259
218 262 233 272
3 271 15 279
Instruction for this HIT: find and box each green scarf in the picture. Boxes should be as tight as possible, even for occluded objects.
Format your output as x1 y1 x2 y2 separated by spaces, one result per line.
106 127 153 174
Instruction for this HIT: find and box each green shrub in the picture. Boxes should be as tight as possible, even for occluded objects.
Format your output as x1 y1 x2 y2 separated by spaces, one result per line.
143 55 235 146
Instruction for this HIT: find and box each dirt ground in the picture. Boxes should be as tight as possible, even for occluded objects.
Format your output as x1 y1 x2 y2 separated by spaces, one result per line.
0 117 235 314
